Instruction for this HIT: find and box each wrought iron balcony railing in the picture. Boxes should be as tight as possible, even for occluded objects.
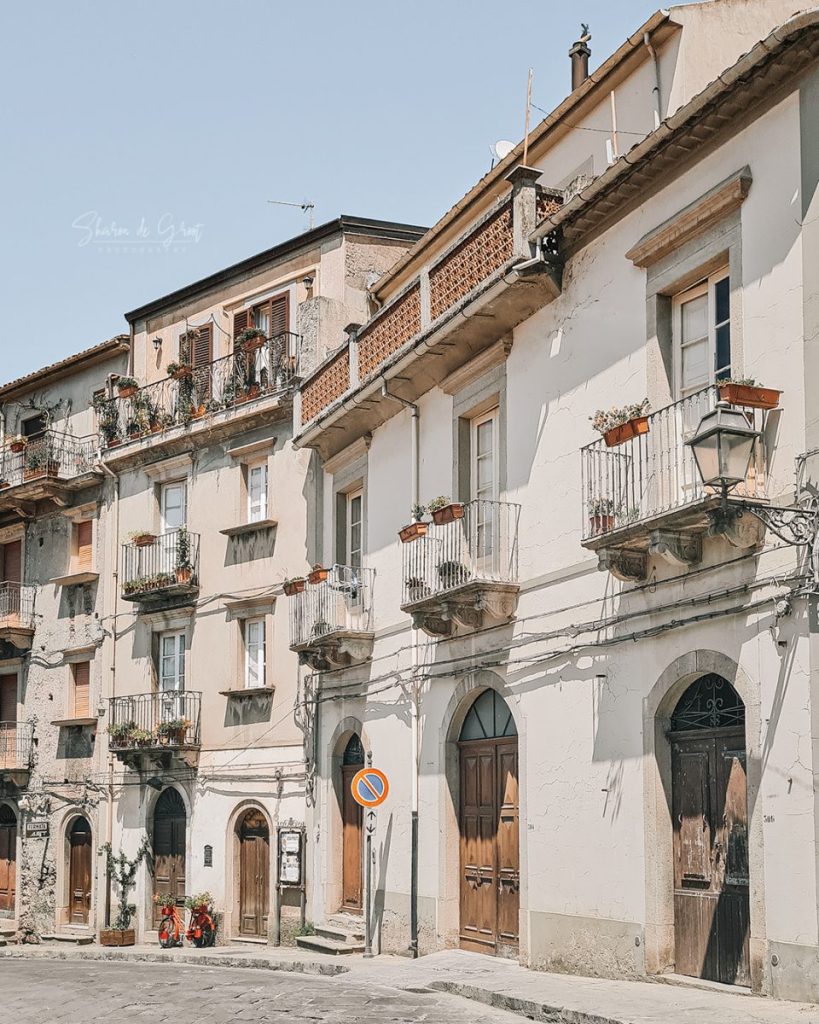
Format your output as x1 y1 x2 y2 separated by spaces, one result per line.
98 334 300 450
289 565 374 649
0 721 34 770
401 500 520 607
108 691 202 750
580 385 768 543
0 582 35 631
121 529 200 601
0 431 98 488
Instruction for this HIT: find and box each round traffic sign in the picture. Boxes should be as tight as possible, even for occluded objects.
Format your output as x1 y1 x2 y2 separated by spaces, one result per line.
350 768 389 808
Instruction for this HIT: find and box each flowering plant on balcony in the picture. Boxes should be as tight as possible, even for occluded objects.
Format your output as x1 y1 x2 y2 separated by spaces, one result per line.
427 496 465 526
156 718 189 744
185 891 215 913
717 376 781 410
116 376 139 398
8 435 26 454
437 560 470 587
92 392 122 448
107 720 136 746
166 361 192 380
236 327 267 352
589 399 650 435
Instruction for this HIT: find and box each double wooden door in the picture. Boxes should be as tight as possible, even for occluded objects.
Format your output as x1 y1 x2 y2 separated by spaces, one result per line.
239 811 270 937
69 817 92 925
672 727 750 985
0 806 16 915
153 790 186 927
0 675 16 769
459 738 519 956
341 764 363 910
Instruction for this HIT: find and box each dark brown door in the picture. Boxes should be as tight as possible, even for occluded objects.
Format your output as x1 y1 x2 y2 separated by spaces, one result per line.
341 764 363 910
0 805 16 914
672 728 749 985
0 675 17 769
239 810 270 937
69 817 92 925
153 789 186 927
1 541 21 585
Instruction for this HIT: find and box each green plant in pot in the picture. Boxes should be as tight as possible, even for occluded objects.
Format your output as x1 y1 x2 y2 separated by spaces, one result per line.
156 718 188 744
107 720 136 747
92 392 121 447
175 527 194 584
99 837 150 946
236 327 267 352
437 560 469 588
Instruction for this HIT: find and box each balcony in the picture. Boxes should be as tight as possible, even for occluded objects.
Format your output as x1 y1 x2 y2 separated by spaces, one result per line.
289 565 375 670
121 529 200 607
0 583 36 649
401 500 520 637
580 385 771 581
0 431 99 512
0 721 34 784
108 691 201 770
98 334 300 458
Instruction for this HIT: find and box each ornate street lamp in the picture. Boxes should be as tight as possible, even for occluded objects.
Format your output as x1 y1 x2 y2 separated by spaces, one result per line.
686 401 819 582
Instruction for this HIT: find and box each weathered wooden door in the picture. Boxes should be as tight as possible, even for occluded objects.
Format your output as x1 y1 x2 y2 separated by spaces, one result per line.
458 689 519 956
153 789 186 927
671 675 749 986
341 764 363 910
239 810 270 937
0 675 17 769
0 805 16 915
69 817 92 925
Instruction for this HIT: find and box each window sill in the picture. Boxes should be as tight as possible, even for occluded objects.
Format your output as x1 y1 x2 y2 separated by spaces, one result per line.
220 519 278 538
51 717 98 727
219 686 275 699
49 571 99 587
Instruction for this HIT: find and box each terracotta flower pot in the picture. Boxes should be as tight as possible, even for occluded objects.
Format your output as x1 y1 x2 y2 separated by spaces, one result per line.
100 929 135 947
118 386 137 399
718 383 781 410
430 503 464 526
283 578 306 596
176 567 193 585
603 416 650 448
171 366 193 381
399 521 428 543
307 567 329 585
9 441 25 454
589 513 616 536
241 338 266 353
133 534 156 548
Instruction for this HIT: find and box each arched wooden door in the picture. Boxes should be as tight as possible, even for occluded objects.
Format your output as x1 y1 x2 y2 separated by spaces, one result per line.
670 674 749 986
0 805 16 915
239 809 270 937
458 689 519 957
69 817 92 925
340 734 364 911
153 789 186 927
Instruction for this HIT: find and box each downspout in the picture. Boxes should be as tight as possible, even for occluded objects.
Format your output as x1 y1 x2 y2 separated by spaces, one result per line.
99 459 119 928
644 31 661 129
380 380 420 958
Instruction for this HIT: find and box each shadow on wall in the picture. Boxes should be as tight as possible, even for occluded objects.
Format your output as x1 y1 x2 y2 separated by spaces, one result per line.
55 726 95 760
223 525 277 567
57 582 97 620
371 811 393 954
223 690 274 728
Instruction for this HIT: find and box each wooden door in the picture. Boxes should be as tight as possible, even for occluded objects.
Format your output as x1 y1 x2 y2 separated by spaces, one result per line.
239 810 270 937
69 817 92 925
672 727 749 985
0 805 16 915
153 790 186 927
459 738 520 954
0 675 17 769
341 764 363 910
1 541 22 584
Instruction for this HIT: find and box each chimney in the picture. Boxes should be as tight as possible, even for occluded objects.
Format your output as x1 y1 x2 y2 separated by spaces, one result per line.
569 25 591 91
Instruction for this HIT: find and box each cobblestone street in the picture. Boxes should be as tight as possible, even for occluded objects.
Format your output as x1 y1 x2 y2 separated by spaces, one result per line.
0 959 522 1024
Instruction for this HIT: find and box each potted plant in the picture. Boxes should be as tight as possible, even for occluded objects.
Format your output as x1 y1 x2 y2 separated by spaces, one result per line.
131 728 153 748
107 721 136 748
590 399 651 447
153 891 176 915
405 576 430 602
437 560 470 588
175 527 194 585
99 838 150 947
588 498 617 536
427 496 465 526
129 530 156 548
116 375 139 399
717 377 781 410
399 504 428 543
9 435 25 454
92 392 122 448
156 718 188 745
236 327 267 352
24 446 58 479
166 361 192 381
126 418 141 439
185 891 214 914
307 564 329 585
283 576 306 597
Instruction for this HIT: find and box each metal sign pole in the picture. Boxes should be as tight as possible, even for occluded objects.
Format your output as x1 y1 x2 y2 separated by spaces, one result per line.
364 808 376 958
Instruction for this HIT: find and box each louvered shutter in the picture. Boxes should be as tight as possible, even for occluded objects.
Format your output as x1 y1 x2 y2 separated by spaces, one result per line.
73 662 90 718
233 310 250 346
2 542 22 584
192 324 213 399
270 296 289 339
76 521 93 572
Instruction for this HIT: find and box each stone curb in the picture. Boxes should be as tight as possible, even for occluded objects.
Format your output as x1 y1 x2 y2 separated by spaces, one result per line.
0 947 348 977
431 981 627 1024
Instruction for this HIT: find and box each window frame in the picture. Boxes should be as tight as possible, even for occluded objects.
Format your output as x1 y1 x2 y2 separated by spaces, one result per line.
244 617 266 690
470 407 500 504
346 488 364 570
672 267 731 400
247 461 269 524
158 631 186 693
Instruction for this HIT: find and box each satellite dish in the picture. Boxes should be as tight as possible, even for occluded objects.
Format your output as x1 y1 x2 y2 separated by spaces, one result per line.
492 140 516 161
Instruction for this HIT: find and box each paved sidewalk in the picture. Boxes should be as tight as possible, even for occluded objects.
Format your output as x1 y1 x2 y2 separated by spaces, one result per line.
3 943 818 1023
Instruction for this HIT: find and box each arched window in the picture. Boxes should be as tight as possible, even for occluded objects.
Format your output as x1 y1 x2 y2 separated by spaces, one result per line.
0 804 15 826
342 733 365 766
154 788 186 819
671 674 745 731
459 689 517 741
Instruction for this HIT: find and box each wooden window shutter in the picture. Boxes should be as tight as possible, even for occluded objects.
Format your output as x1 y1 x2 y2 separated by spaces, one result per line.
270 296 289 339
0 676 16 723
2 542 22 585
72 662 90 718
233 310 250 345
76 521 93 571
192 324 212 368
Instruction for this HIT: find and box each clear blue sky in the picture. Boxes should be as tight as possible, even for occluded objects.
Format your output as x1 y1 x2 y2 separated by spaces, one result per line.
0 0 658 381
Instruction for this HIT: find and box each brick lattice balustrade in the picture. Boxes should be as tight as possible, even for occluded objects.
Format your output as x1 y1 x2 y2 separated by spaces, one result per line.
357 284 422 381
300 346 350 423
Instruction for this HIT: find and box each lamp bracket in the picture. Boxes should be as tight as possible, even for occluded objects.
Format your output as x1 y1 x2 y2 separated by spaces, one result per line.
712 499 819 584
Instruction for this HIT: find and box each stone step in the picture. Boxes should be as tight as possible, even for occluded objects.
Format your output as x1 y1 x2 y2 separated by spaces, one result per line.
316 924 365 943
295 933 365 955
40 932 95 945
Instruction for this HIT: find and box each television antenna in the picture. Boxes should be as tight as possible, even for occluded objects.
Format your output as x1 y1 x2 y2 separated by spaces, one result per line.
267 199 315 230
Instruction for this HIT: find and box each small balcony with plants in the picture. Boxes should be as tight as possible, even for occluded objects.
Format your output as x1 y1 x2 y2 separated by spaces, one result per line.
580 382 777 581
399 498 520 637
0 720 34 784
96 333 300 456
0 582 36 649
108 691 201 770
120 528 200 607
286 564 375 670
0 430 99 509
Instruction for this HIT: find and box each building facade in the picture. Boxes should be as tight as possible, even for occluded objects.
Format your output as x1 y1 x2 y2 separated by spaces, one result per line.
290 1 819 1003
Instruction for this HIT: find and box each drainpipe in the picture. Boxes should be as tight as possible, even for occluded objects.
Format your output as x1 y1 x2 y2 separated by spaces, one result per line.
644 31 661 129
99 460 119 928
380 380 420 957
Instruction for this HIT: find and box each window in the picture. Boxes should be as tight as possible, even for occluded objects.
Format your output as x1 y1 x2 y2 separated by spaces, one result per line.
347 490 363 569
72 520 93 573
161 481 187 532
159 633 186 693
21 414 46 439
0 540 22 585
245 618 266 689
471 408 499 561
674 270 731 399
71 662 91 718
248 463 268 523
233 295 289 344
